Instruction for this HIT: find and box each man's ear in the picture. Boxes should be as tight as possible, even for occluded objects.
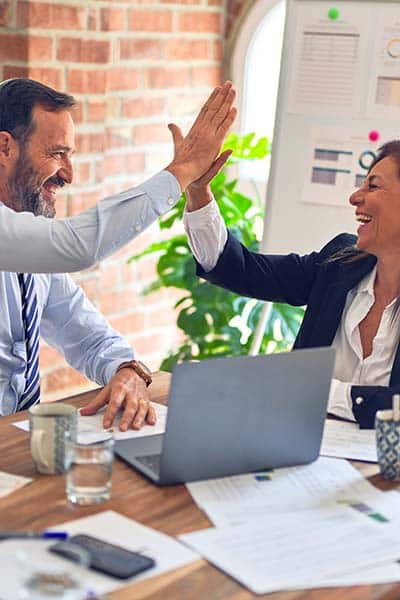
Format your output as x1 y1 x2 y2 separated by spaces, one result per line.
0 131 18 166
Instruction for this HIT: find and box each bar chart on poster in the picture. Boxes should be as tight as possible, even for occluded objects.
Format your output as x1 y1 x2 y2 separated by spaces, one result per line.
262 0 400 254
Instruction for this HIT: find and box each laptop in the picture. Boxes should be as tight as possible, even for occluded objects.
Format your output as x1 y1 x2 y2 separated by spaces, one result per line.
115 347 335 486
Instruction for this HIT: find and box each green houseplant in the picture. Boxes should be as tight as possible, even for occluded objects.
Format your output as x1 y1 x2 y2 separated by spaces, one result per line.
129 133 304 370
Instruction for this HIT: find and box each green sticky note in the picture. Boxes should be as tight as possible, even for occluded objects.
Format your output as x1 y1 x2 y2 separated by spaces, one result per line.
328 7 340 20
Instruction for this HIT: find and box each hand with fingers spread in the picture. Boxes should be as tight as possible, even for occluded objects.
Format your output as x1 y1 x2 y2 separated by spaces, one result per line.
80 368 156 432
166 81 237 192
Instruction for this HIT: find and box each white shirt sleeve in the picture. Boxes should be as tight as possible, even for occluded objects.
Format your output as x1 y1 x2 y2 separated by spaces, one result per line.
183 199 227 272
327 378 356 422
0 170 180 273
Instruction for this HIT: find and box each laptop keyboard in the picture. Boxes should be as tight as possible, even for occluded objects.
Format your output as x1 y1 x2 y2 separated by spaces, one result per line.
135 453 162 474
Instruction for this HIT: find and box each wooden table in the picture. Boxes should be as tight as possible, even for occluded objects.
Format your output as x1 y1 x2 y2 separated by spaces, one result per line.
1 371 399 600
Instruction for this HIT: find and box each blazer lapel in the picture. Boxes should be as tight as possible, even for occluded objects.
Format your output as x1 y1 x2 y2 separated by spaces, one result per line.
309 256 377 347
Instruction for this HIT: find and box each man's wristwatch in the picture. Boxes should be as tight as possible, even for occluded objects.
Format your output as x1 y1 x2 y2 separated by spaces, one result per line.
116 360 152 387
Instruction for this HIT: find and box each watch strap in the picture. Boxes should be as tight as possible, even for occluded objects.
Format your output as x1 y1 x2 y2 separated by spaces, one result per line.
116 360 152 387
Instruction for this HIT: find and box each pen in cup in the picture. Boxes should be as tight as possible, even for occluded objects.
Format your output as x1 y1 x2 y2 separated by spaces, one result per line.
0 530 68 541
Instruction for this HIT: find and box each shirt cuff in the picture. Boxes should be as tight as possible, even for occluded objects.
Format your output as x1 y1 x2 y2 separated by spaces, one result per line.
327 378 356 422
183 198 221 229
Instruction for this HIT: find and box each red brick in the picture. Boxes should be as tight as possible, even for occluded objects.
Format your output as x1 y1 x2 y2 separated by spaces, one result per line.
166 39 208 60
192 65 223 86
77 277 100 303
87 99 107 122
103 153 124 177
40 345 64 370
211 39 223 60
125 152 145 174
106 126 132 149
88 7 98 31
100 290 139 314
121 97 165 119
68 69 107 94
0 34 53 61
101 7 126 31
3 66 62 89
132 333 169 356
107 67 139 91
179 11 222 33
134 123 170 145
76 132 106 154
161 0 200 3
146 67 190 89
58 38 110 63
128 9 172 32
147 307 177 329
71 101 83 124
109 313 146 337
167 92 204 116
17 1 86 29
0 2 10 26
99 264 119 289
74 161 92 185
119 38 163 61
45 366 89 393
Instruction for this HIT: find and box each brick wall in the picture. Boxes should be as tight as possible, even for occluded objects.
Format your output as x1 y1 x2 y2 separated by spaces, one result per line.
0 0 249 401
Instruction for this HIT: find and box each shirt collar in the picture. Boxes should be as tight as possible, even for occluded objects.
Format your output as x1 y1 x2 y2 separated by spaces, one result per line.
356 264 376 298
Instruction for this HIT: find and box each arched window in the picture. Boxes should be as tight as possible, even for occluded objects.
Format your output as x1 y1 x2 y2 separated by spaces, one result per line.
230 0 286 187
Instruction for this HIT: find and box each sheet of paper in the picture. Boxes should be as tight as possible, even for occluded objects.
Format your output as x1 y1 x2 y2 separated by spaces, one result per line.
366 4 400 118
13 402 167 444
288 2 369 117
0 510 199 600
186 456 383 527
0 470 32 498
180 505 400 595
300 125 394 208
321 419 377 462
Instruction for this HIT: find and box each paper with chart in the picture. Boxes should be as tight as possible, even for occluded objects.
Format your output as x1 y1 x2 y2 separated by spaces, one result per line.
288 2 369 116
366 4 400 118
13 402 167 444
186 457 384 527
301 125 394 208
180 502 400 595
321 419 377 462
0 510 199 600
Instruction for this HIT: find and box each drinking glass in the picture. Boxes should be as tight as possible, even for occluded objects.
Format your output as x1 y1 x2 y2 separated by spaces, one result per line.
65 434 114 505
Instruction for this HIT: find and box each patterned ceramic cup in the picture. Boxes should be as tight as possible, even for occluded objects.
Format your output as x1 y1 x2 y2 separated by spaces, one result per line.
29 403 77 474
375 409 400 480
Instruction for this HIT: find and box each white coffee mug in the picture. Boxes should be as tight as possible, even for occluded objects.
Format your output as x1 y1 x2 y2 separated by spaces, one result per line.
29 403 77 474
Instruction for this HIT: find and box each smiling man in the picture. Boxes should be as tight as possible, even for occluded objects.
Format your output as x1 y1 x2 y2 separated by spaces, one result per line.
0 77 236 427
183 140 400 429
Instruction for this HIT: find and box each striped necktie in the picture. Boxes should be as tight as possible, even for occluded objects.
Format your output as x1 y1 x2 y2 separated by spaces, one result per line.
17 273 41 410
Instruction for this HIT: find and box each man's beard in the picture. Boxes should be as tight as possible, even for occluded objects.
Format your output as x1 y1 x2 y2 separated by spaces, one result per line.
7 151 64 218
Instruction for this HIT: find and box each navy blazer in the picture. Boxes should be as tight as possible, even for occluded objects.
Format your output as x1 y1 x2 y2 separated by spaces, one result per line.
196 232 400 428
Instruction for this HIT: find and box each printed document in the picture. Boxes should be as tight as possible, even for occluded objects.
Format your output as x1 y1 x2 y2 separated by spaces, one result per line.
321 419 377 462
180 504 400 595
187 456 383 527
13 402 168 444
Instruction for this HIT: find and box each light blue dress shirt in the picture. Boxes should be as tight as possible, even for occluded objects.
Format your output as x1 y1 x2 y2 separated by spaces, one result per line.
0 271 136 416
0 170 180 273
0 170 181 415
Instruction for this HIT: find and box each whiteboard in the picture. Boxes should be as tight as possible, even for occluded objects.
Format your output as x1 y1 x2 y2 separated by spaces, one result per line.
262 0 400 254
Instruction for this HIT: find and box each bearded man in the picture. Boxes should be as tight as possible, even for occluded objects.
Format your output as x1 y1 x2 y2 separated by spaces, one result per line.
0 78 236 427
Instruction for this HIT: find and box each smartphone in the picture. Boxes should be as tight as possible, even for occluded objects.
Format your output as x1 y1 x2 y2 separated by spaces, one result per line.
49 534 156 579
